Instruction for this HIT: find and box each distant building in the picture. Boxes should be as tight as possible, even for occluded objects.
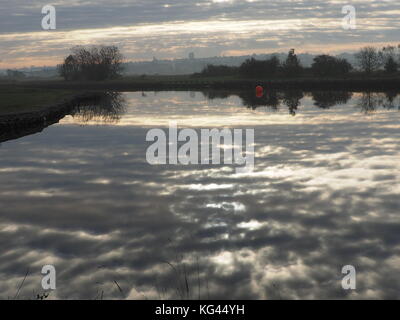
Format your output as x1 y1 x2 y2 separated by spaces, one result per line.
189 52 195 60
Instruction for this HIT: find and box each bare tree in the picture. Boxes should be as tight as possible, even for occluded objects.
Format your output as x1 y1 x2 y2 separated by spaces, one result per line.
355 47 382 73
58 45 124 81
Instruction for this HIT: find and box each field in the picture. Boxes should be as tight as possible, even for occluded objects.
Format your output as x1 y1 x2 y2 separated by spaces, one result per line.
0 86 78 116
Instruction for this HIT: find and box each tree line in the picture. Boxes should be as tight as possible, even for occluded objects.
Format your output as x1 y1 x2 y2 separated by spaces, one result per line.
55 44 400 80
197 45 400 78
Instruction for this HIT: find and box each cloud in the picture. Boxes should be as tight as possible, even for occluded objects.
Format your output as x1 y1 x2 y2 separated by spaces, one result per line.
1 0 400 67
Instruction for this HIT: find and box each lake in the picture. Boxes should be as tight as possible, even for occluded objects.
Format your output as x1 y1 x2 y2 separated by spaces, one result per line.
0 90 399 299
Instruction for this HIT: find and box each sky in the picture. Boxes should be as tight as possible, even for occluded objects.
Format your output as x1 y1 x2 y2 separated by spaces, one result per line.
0 0 399 68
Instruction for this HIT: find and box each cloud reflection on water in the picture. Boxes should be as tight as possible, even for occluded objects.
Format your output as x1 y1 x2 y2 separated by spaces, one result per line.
0 91 399 299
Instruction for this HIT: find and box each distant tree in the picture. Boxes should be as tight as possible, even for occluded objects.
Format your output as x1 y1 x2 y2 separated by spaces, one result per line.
355 47 382 73
199 64 238 77
282 49 303 77
381 45 400 61
6 69 26 79
311 55 352 77
384 56 398 74
58 55 79 80
58 45 124 81
381 45 399 74
239 56 280 78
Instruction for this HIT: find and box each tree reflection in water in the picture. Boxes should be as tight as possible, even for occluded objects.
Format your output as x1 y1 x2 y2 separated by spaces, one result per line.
312 91 353 109
282 90 304 116
71 92 126 124
201 90 400 115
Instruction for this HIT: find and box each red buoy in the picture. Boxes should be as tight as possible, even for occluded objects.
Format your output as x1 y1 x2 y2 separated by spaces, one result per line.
255 85 264 98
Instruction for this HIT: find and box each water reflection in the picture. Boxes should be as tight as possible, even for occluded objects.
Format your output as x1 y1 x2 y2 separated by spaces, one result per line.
202 90 400 115
282 90 304 116
71 92 126 124
0 91 399 300
356 92 400 114
312 91 353 109
0 92 126 145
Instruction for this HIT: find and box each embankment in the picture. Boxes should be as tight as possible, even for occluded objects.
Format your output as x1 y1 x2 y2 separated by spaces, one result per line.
0 93 99 143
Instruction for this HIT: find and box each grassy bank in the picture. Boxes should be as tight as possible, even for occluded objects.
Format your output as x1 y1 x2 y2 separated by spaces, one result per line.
0 86 78 116
0 91 105 143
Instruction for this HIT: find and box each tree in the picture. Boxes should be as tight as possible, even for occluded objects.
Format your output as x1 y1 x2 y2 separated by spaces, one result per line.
381 45 399 74
355 47 382 73
58 55 79 80
311 55 352 77
282 49 302 77
6 69 26 79
199 64 238 77
58 45 124 81
384 56 398 74
239 56 280 78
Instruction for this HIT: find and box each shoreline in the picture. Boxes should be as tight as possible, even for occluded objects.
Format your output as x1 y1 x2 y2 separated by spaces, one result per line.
0 93 99 143
2 77 400 92
1 77 399 142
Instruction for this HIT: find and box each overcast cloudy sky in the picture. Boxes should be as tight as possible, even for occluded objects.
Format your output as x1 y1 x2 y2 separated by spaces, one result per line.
0 0 399 68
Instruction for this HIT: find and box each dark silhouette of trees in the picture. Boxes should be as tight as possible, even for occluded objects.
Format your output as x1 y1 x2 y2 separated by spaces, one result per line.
6 69 26 79
282 49 303 77
384 57 398 74
239 56 280 78
311 55 352 77
198 64 238 77
194 45 400 79
381 45 399 74
59 55 79 80
380 45 399 74
197 56 281 78
355 47 382 73
58 45 124 81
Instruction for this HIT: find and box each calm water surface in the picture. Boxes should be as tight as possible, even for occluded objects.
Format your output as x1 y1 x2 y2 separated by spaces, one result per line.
0 91 399 299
